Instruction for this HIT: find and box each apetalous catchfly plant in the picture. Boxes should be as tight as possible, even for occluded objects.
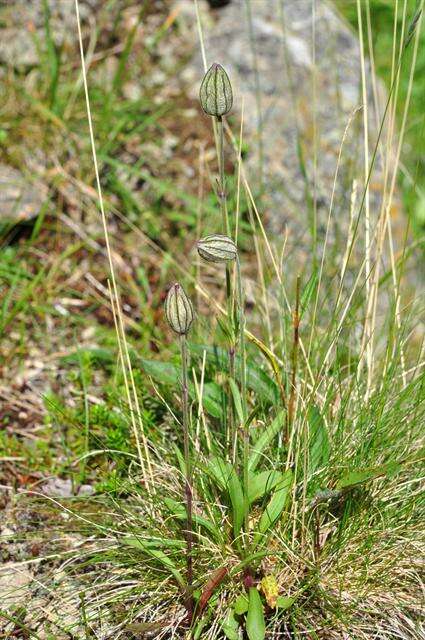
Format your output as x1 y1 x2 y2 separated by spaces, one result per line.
199 63 233 294
164 282 195 618
197 235 249 537
199 64 237 449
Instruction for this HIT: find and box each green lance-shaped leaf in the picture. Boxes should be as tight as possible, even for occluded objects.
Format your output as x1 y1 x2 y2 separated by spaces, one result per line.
164 282 194 335
208 456 245 538
248 469 283 504
246 587 266 640
200 63 233 117
123 537 186 590
308 405 330 476
248 410 285 473
197 234 238 263
257 469 293 535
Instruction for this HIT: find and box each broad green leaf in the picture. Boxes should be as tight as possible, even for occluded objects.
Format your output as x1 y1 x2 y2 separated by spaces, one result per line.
234 594 249 615
276 595 295 610
308 405 330 475
257 470 293 534
336 461 401 489
141 359 179 386
208 457 245 538
246 365 279 404
202 382 225 419
222 608 240 640
246 587 265 640
248 470 282 504
123 537 185 588
229 378 245 424
248 411 285 473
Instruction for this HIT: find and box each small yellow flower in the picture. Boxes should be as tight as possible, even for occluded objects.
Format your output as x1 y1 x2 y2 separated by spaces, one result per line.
260 575 279 609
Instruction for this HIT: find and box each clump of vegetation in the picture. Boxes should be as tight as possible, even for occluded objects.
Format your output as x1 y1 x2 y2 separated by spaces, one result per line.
1 2 424 639
60 40 422 636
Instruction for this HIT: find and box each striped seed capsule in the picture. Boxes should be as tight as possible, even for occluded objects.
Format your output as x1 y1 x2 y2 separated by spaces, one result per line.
197 234 237 263
164 283 194 335
199 63 233 117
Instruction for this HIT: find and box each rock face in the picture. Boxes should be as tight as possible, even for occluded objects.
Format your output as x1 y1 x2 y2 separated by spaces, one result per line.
184 0 404 269
0 0 98 67
0 164 48 224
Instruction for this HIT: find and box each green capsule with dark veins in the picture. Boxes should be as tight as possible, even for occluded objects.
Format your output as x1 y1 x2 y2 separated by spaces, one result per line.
197 234 237 263
164 283 194 335
199 63 233 117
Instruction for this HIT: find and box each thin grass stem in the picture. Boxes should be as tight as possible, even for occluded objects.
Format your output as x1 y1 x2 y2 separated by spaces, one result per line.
180 334 194 618
236 256 249 547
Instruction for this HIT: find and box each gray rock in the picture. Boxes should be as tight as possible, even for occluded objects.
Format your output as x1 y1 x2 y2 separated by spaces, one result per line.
0 164 48 224
183 0 403 265
42 477 73 498
41 477 95 498
78 483 94 496
0 0 98 67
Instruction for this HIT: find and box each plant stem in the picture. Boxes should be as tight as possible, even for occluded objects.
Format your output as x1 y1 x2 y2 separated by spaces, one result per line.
236 257 249 545
216 114 235 454
180 334 194 618
287 276 300 443
216 116 230 239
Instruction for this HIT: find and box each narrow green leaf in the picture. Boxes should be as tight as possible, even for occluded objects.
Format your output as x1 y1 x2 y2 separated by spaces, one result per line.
209 457 245 538
258 470 292 534
300 270 318 318
308 405 330 475
248 470 282 504
248 411 285 473
123 538 185 589
336 461 402 489
229 378 244 424
246 587 265 640
163 498 222 541
404 7 422 49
